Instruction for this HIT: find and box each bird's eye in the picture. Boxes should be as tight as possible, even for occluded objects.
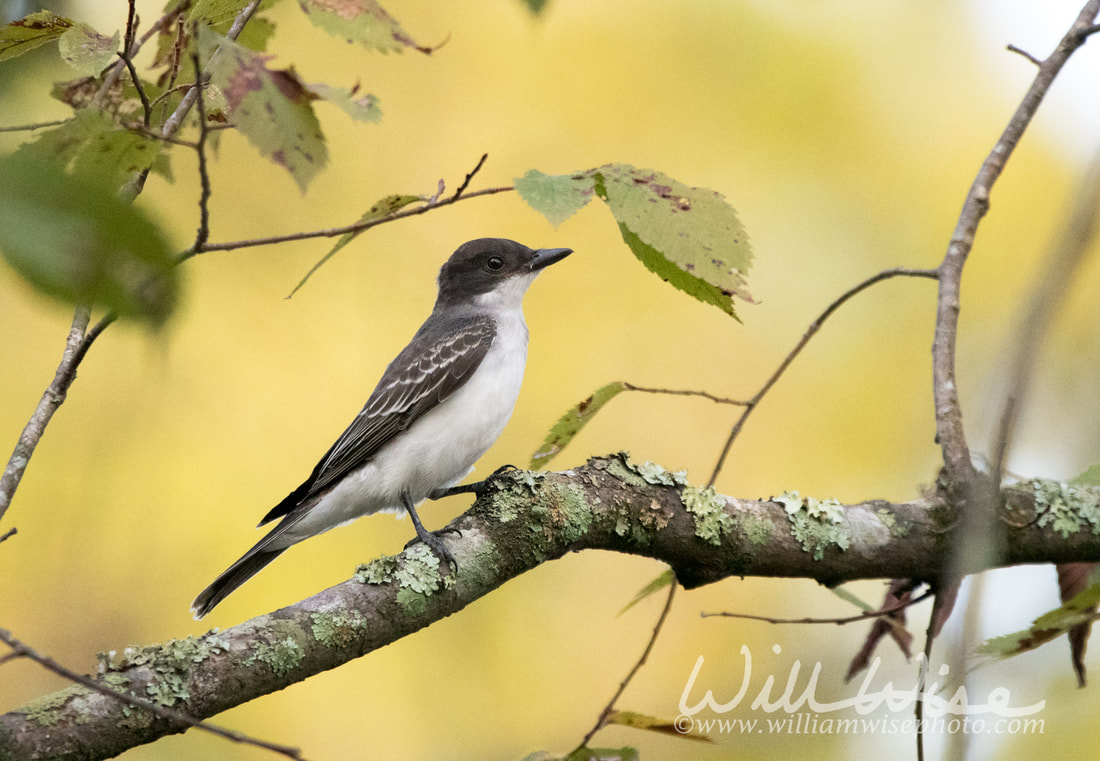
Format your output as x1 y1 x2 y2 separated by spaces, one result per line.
485 256 505 271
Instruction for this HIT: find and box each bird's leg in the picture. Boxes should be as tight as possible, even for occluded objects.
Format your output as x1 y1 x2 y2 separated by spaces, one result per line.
401 491 457 572
429 464 519 500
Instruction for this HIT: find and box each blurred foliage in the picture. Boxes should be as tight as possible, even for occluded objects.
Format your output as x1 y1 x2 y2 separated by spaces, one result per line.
2 1 1100 760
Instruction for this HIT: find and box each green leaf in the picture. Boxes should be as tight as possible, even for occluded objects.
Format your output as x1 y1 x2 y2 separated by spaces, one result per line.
0 10 73 63
832 586 875 612
1071 465 1100 487
0 153 178 325
979 567 1100 659
298 0 430 54
592 164 753 319
515 169 595 227
619 569 674 616
605 710 713 743
58 23 119 75
308 83 382 123
14 109 162 189
530 381 627 468
287 194 423 297
199 26 328 192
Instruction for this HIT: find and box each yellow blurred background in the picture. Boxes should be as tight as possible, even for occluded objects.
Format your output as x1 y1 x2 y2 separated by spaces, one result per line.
2 0 1100 759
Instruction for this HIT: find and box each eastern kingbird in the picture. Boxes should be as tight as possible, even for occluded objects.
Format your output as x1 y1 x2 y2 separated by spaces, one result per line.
191 238 571 618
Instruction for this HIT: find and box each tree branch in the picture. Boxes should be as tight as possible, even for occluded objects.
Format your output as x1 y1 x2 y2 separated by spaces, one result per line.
931 0 1100 488
3 455 1098 760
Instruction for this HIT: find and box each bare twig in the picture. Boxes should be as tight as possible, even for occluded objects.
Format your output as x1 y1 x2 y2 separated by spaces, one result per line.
708 267 939 487
182 184 515 259
621 382 750 406
0 527 15 544
931 0 1100 488
452 153 488 199
0 119 70 133
700 589 933 625
990 144 1100 494
1006 44 1042 67
192 52 212 252
116 51 152 127
0 628 309 761
575 583 677 751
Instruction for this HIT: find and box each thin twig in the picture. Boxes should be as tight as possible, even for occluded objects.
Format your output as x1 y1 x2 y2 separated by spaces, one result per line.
621 382 750 406
0 119 70 133
0 628 309 761
192 52 212 252
707 267 939 487
990 144 1100 496
575 583 677 751
1006 44 1042 66
123 0 138 55
700 589 933 625
931 0 1100 488
0 527 15 544
116 51 152 127
452 153 488 199
181 184 515 259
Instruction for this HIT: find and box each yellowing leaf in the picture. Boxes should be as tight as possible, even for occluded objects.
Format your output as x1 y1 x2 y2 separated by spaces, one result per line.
298 0 431 54
58 23 119 75
0 10 73 62
530 382 627 468
199 26 328 192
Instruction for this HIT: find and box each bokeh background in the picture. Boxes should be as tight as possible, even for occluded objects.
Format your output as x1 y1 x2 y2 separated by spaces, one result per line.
3 0 1100 759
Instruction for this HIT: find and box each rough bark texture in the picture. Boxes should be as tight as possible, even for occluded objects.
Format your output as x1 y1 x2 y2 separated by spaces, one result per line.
3 454 1100 760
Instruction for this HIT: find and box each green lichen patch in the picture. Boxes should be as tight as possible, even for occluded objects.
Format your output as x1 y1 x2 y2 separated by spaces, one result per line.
311 609 369 649
550 482 593 542
247 635 304 677
95 633 231 708
355 554 399 584
636 460 688 487
357 544 446 616
738 512 774 548
605 456 648 488
773 490 849 560
19 685 86 726
682 485 733 546
875 507 910 538
1029 478 1100 538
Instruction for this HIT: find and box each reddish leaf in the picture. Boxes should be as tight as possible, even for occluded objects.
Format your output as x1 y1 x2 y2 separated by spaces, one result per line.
1057 562 1097 687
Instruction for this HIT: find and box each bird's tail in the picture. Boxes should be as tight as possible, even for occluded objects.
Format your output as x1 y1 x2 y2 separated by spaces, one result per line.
191 547 286 620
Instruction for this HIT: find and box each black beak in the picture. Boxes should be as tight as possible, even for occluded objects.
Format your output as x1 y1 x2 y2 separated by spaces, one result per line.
529 247 573 271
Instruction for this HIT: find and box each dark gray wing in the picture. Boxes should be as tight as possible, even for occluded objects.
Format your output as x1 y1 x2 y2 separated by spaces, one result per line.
259 313 495 525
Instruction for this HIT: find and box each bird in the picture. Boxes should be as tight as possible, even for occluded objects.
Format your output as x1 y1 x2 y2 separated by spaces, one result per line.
191 238 572 619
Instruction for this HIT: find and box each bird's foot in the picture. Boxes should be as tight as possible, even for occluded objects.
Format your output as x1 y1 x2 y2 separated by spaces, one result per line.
429 464 519 500
404 525 460 573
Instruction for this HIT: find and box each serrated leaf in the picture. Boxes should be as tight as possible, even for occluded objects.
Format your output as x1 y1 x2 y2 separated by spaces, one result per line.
605 710 712 743
298 0 430 54
0 10 73 62
530 381 626 468
287 194 423 297
199 26 328 192
515 169 594 227
979 568 1100 660
189 0 257 25
592 164 753 319
0 152 178 325
58 23 119 75
566 748 640 761
619 569 674 616
14 109 162 188
308 83 382 123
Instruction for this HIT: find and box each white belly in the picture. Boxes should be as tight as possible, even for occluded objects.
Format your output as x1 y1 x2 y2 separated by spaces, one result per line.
276 311 529 546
